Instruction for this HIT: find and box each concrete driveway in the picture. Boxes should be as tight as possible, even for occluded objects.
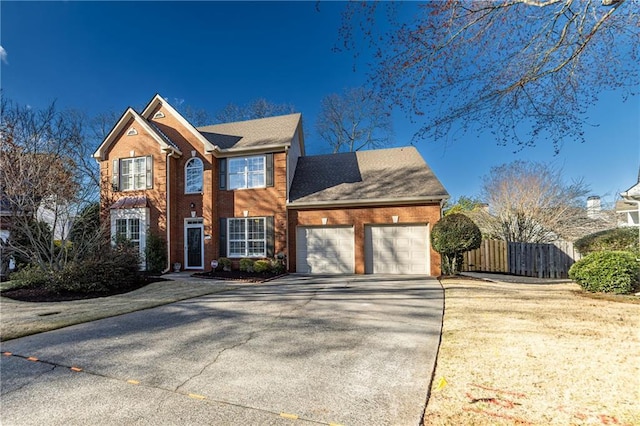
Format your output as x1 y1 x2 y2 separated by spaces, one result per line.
1 275 443 426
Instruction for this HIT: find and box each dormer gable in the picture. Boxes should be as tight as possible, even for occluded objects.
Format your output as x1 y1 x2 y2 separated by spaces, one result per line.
93 107 182 161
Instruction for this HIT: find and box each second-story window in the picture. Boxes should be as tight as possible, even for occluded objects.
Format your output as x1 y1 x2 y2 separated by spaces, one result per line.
185 158 203 193
120 157 151 191
228 156 265 190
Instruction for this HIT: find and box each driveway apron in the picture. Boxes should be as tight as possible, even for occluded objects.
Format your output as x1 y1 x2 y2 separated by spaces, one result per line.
1 275 444 426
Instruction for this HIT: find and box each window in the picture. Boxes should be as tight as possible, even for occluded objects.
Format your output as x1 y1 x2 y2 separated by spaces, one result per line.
228 156 265 190
110 207 149 269
228 217 266 257
185 158 203 193
115 218 141 250
118 156 152 191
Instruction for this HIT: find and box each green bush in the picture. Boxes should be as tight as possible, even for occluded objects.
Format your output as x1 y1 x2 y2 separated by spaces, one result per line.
253 260 271 273
569 251 640 294
9 265 52 289
218 257 232 271
145 231 167 274
9 243 142 294
575 228 639 254
432 213 482 275
239 258 254 272
270 258 286 274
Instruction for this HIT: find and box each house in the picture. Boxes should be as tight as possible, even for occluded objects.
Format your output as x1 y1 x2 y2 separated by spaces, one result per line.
617 169 640 228
93 94 449 275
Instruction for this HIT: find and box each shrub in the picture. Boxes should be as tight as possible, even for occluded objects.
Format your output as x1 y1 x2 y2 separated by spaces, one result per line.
569 251 640 294
9 243 142 294
432 213 482 275
239 258 254 272
145 231 167 274
270 258 286 274
575 228 639 254
218 257 232 271
9 265 52 289
253 260 271 273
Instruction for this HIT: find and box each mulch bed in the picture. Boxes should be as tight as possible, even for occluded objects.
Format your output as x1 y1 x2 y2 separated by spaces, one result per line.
1 276 167 303
192 270 286 283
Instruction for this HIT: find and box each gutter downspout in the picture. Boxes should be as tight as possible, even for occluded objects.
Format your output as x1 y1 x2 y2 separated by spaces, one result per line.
162 151 173 274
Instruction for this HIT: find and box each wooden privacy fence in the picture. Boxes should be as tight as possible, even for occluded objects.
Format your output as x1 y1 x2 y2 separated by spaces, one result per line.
462 240 582 279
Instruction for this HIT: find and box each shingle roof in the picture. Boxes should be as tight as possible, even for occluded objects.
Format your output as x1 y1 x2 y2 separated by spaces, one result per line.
197 113 301 151
110 196 148 210
288 147 448 205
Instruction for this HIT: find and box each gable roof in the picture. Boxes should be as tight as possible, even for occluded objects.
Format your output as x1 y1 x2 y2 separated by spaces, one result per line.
93 107 182 161
140 94 216 153
288 146 449 207
197 113 302 154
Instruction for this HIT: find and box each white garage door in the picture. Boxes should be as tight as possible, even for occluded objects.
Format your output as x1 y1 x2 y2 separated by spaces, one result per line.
297 226 355 274
365 225 430 275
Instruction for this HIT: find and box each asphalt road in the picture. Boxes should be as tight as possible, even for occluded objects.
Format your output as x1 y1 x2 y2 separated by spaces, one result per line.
1 275 444 426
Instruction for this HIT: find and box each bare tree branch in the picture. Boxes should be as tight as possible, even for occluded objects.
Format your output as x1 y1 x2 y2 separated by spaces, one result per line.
316 87 393 153
339 0 638 152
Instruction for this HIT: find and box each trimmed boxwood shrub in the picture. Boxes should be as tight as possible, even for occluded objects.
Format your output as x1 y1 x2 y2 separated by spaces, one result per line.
239 258 254 272
569 251 640 294
574 227 639 254
218 257 232 271
145 231 167 274
253 260 271 273
432 213 482 275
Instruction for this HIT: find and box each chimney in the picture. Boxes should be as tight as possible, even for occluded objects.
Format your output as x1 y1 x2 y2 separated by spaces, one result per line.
587 196 601 219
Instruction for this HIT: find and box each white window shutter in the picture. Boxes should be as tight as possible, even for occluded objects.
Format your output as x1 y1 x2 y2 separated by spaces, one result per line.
112 159 120 191
146 155 153 189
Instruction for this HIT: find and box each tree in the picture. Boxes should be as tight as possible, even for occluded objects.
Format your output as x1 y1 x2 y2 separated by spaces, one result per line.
444 196 485 216
432 213 482 275
316 87 393 153
0 98 103 272
213 98 296 123
338 1 638 152
480 161 591 243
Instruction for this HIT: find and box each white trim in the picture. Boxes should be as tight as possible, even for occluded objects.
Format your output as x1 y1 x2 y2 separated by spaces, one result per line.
141 94 215 152
227 155 266 190
110 207 149 269
93 108 182 160
287 196 449 209
184 157 204 194
227 217 267 258
184 218 204 269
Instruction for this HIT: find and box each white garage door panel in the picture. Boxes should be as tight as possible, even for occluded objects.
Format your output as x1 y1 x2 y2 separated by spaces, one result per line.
366 225 430 275
297 227 354 274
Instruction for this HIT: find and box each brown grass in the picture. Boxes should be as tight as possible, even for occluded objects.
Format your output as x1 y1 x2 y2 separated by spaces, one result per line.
424 278 640 426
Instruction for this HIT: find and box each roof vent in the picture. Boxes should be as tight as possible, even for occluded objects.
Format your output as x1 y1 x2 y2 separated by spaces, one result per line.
126 127 138 136
153 111 165 119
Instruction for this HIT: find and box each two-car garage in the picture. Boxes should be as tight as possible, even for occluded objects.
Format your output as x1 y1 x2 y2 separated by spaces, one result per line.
296 224 431 275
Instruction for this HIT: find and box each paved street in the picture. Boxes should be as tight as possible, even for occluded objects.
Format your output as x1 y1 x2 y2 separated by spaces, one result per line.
1 275 443 426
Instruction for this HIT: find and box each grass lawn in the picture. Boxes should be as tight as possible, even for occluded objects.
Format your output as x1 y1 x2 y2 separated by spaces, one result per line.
424 277 639 426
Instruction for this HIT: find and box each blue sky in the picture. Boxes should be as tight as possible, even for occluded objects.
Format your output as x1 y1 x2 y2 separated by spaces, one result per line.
2 1 639 206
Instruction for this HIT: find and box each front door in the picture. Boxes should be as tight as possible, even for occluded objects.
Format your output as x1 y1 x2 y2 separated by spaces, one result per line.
184 219 204 269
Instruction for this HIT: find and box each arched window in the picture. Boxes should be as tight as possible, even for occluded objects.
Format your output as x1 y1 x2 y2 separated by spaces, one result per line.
185 158 203 193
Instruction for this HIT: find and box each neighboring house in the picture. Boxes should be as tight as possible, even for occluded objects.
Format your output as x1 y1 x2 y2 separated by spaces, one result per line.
93 94 449 275
617 169 640 228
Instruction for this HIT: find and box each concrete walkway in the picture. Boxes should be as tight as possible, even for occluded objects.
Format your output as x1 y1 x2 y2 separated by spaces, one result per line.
461 271 573 285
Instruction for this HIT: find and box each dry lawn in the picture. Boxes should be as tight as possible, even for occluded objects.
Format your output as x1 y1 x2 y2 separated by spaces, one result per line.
0 279 232 341
424 277 640 426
